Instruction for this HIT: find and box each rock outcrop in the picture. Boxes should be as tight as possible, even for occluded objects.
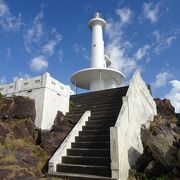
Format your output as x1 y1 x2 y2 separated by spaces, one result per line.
0 96 36 121
0 95 47 179
40 111 72 155
129 98 180 180
0 94 72 179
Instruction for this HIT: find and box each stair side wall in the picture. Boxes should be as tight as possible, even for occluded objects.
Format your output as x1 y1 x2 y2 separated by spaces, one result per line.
110 69 157 180
48 111 91 173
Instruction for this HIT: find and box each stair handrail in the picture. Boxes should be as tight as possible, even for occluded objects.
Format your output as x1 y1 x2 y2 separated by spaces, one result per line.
110 69 157 179
48 110 91 173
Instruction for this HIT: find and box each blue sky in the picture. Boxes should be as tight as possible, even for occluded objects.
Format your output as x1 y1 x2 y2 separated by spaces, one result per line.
0 0 180 112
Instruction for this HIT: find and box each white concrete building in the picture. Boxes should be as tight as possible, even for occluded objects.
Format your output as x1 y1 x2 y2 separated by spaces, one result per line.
0 72 72 130
71 12 124 91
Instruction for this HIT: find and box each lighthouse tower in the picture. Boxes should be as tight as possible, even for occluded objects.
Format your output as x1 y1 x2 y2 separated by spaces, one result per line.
71 12 124 91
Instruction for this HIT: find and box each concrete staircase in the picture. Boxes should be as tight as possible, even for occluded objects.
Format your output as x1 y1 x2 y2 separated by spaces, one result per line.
48 86 128 179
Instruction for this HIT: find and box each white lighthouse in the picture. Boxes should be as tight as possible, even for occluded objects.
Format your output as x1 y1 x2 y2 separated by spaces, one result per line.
71 12 124 91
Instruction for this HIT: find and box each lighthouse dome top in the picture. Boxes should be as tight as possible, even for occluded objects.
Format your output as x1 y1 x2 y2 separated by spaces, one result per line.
88 12 106 29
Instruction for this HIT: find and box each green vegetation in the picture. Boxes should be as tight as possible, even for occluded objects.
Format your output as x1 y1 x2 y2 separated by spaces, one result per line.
0 118 49 179
69 101 76 112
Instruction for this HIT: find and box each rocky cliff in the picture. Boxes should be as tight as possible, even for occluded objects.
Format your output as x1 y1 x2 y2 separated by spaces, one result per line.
0 95 72 180
129 99 180 180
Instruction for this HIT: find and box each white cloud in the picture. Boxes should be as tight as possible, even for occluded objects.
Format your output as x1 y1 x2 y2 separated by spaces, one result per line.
42 29 62 56
116 7 133 24
143 2 160 23
107 38 136 75
105 8 136 76
6 47 11 58
153 30 178 54
105 18 123 41
58 49 63 62
13 72 30 81
24 11 44 53
134 44 150 60
152 72 172 88
0 76 6 84
30 55 48 72
166 80 180 113
73 44 90 61
0 0 21 31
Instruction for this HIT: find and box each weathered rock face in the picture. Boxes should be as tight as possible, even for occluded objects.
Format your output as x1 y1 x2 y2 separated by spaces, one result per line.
40 111 71 154
128 98 180 179
154 98 175 116
0 96 36 121
0 94 74 179
0 95 47 179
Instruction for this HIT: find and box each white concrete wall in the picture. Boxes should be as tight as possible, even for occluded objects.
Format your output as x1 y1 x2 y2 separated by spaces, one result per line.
0 72 71 130
110 69 157 180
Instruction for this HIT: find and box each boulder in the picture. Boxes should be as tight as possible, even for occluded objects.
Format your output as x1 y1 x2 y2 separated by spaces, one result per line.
0 96 36 121
172 167 180 177
12 96 36 121
144 161 167 177
0 169 12 179
147 134 178 168
40 131 60 154
0 124 9 143
173 126 180 134
177 119 180 127
132 147 152 172
141 127 150 147
128 169 137 180
54 111 65 124
0 98 14 120
15 147 38 168
178 149 180 161
10 169 35 180
13 120 34 138
154 98 175 116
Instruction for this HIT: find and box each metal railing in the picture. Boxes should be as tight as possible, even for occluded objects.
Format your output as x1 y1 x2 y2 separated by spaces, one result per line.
104 48 111 59
89 12 104 21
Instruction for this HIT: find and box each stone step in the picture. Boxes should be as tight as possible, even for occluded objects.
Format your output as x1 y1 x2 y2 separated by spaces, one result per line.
72 99 122 107
89 115 118 121
71 97 123 105
79 129 109 136
68 108 120 117
74 101 122 109
70 86 128 100
62 156 111 166
67 148 110 157
71 105 121 114
71 142 110 149
71 91 125 101
86 120 115 126
48 87 129 179
82 125 113 131
47 172 116 180
75 135 110 142
56 163 111 177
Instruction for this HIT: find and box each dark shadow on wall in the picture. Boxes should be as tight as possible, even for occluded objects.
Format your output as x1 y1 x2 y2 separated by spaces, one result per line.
128 147 142 168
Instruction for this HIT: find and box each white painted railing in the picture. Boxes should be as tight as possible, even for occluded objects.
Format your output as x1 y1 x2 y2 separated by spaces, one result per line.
48 111 91 173
110 69 157 179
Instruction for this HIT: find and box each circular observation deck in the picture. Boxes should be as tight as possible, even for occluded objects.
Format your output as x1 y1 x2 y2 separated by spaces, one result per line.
71 68 125 90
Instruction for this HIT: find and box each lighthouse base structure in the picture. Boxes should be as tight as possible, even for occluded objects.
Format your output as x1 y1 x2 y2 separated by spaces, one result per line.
71 68 124 91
